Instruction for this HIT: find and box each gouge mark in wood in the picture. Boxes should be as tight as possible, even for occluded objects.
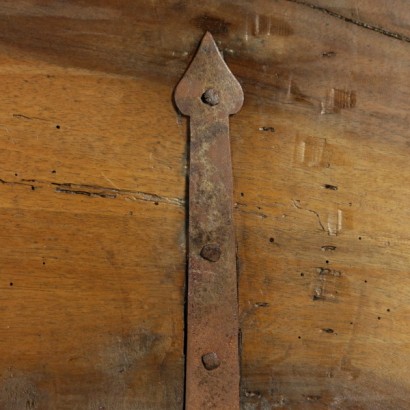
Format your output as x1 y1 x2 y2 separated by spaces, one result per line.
174 32 243 410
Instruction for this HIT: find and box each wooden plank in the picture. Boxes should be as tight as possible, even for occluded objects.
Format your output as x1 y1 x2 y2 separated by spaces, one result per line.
0 7 187 406
0 182 185 409
0 0 407 408
230 1 410 408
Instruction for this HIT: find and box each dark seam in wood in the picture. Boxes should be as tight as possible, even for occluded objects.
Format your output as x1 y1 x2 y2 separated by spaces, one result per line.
0 178 185 206
286 0 410 43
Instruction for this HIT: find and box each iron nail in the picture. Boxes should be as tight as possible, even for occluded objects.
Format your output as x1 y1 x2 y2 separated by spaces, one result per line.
200 243 221 262
202 352 220 371
201 88 220 106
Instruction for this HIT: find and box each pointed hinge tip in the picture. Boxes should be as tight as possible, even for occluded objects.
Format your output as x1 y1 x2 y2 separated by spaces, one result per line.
174 32 243 117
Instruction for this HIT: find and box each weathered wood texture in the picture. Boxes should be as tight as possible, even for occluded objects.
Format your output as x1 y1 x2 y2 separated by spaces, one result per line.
0 1 408 409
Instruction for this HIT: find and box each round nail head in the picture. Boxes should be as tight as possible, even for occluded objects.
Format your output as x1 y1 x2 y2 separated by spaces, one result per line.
201 88 220 106
200 243 221 262
202 352 220 371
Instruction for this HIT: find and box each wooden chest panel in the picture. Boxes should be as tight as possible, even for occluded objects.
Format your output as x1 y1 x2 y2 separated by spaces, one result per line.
0 1 408 408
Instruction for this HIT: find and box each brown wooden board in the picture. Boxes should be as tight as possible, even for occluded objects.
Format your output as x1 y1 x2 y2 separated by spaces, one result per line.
0 1 408 409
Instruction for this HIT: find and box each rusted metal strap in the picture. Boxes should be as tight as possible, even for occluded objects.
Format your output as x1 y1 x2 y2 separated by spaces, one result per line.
175 32 243 409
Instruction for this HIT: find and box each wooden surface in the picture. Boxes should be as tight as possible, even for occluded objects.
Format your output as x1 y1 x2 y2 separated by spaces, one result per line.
0 1 408 409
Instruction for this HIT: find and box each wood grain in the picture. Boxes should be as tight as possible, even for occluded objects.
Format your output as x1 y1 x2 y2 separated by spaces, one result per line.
0 0 408 409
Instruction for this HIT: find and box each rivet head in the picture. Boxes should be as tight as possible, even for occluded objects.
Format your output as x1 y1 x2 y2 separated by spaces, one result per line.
202 352 220 371
201 88 220 106
200 243 221 262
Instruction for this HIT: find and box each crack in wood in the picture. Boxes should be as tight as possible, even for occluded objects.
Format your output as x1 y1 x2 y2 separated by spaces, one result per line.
292 199 325 232
52 182 185 206
235 206 268 219
0 177 185 206
54 186 117 199
286 0 410 43
12 113 48 121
